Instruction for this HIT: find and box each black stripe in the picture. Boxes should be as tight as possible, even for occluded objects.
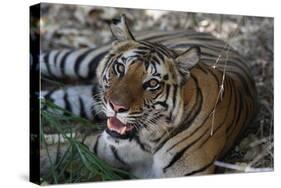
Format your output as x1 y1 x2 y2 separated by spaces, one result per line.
164 84 171 101
44 52 57 78
149 132 165 143
134 135 150 152
152 88 164 100
154 42 172 56
139 41 155 49
196 63 209 74
224 78 238 134
156 50 165 62
79 97 87 119
128 111 142 115
100 53 114 78
74 48 95 79
150 56 160 64
87 51 108 79
150 60 157 73
91 85 100 100
137 46 151 51
44 89 56 101
43 52 50 63
155 46 171 58
182 75 203 125
154 101 168 110
93 135 101 155
63 92 72 114
172 85 178 108
91 86 102 119
185 36 223 42
60 50 74 76
133 50 147 56
53 51 60 66
110 145 128 166
42 89 56 110
168 85 178 121
226 87 241 133
184 156 216 176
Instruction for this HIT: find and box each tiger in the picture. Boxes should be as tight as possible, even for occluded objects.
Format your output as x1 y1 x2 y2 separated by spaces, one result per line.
40 15 257 178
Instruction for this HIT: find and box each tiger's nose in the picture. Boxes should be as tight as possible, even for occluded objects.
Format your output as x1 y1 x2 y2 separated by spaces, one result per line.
109 100 129 113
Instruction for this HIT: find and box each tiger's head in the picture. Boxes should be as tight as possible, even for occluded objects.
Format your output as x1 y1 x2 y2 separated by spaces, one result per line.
96 15 200 143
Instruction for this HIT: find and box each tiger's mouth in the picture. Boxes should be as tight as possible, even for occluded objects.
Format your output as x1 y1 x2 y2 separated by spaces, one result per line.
106 117 136 139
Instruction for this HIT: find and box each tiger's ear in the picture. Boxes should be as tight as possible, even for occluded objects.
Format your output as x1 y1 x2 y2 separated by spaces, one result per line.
175 46 200 83
110 14 135 42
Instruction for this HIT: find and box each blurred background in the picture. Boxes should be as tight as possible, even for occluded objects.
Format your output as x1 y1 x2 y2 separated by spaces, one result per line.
38 2 273 184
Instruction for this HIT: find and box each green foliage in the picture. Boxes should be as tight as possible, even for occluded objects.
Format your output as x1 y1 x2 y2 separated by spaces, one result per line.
40 99 134 184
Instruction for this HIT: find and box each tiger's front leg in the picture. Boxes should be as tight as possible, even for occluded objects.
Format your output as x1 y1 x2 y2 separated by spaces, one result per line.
152 146 216 178
150 125 227 178
84 131 154 178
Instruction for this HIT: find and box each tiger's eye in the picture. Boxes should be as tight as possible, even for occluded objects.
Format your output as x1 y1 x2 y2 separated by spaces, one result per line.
148 79 159 88
117 63 125 73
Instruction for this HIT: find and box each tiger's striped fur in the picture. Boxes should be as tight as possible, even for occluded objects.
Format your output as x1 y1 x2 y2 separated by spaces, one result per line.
41 15 257 178
41 85 105 121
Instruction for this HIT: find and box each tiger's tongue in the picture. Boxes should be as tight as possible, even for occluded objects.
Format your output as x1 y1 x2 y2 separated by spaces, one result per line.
107 117 127 134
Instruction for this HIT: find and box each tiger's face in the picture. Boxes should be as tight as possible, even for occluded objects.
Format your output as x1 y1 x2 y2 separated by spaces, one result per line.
96 15 200 142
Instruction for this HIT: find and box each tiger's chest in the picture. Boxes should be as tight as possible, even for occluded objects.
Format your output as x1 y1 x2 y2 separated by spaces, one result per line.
94 131 156 178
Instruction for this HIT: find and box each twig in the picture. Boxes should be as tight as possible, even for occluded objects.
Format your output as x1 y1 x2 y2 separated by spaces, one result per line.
249 136 273 148
209 17 244 136
214 160 273 173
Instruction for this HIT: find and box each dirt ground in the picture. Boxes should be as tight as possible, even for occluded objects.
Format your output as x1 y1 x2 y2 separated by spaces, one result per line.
39 3 274 174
